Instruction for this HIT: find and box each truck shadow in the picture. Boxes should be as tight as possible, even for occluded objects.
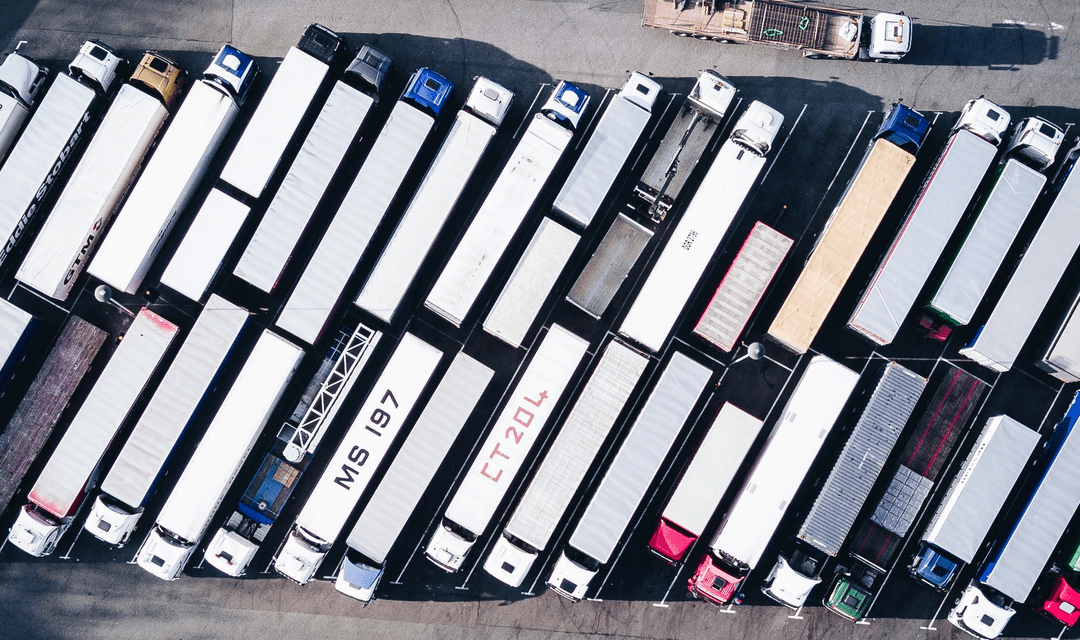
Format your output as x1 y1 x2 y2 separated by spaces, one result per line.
906 23 1056 67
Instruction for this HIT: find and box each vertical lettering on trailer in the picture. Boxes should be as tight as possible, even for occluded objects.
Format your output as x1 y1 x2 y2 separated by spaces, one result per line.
481 390 549 483
336 388 398 488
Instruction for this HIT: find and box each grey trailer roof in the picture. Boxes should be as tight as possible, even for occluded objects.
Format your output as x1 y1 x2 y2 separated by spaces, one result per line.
234 81 375 293
984 416 1080 601
504 340 648 551
30 309 178 516
798 363 926 556
101 296 249 509
345 352 493 564
848 130 997 345
959 165 1080 372
567 351 711 564
277 100 435 344
219 47 330 199
929 160 1046 325
921 416 1039 564
567 213 653 319
0 298 34 370
1043 290 1080 383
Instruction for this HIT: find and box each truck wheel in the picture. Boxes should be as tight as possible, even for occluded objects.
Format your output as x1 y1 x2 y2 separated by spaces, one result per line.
673 31 691 37
804 53 824 59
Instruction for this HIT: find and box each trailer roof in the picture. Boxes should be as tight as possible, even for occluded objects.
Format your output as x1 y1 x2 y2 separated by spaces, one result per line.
160 190 250 302
566 213 653 319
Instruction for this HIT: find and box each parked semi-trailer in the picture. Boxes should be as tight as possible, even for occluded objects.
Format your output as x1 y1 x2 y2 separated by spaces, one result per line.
960 138 1080 372
847 98 1011 346
768 103 931 354
566 213 654 319
642 0 912 61
425 325 589 572
274 333 442 584
424 81 590 328
948 393 1080 639
88 45 257 295
0 316 103 517
824 364 988 621
927 117 1064 328
233 45 391 294
277 68 453 345
909 416 1039 591
0 49 49 164
16 53 185 302
160 25 347 302
647 403 763 565
548 351 712 602
693 222 792 352
761 363 926 609
1040 287 1080 383
135 330 302 580
0 40 122 267
0 297 36 390
484 339 648 587
355 77 513 324
84 296 249 545
619 100 784 353
205 324 381 576
335 352 494 601
8 309 178 557
688 355 858 605
552 72 662 229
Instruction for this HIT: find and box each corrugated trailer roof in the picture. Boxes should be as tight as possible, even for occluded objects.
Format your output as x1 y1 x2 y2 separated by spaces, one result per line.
566 213 653 319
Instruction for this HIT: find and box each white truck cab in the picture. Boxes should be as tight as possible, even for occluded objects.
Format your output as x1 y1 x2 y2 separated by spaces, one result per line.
760 556 822 608
484 535 539 587
620 71 662 111
0 51 48 162
546 550 597 602
1005 116 1065 172
335 551 382 602
689 69 737 117
955 97 1011 145
465 76 514 126
424 521 475 572
275 526 328 584
69 40 122 94
8 505 65 556
135 527 192 580
85 495 142 545
203 528 258 577
730 100 784 157
948 582 1015 639
867 13 911 60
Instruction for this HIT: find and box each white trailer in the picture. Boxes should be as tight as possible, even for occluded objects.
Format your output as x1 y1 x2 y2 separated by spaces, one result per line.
0 50 49 165
424 81 590 328
546 351 712 602
88 45 258 294
232 45 392 293
693 222 792 352
0 297 36 386
1040 289 1080 383
273 333 442 584
158 189 250 302
552 72 662 229
484 339 649 587
425 325 589 572
335 352 494 601
847 99 1011 345
84 296 250 545
482 217 580 348
647 403 764 565
960 141 1080 372
928 117 1065 326
688 355 859 605
135 329 302 580
0 40 122 268
566 213 653 319
8 309 178 557
276 68 453 345
619 101 784 353
16 53 185 302
354 77 514 324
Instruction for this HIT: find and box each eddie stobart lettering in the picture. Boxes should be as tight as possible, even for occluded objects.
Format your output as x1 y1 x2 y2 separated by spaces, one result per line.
334 389 398 489
480 390 548 483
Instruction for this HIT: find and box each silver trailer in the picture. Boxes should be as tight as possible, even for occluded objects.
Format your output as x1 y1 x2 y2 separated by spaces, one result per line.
484 339 649 588
354 77 514 324
232 45 391 294
0 50 49 164
1040 288 1080 383
552 72 662 229
566 213 653 319
0 297 36 385
276 68 453 345
159 189 249 302
547 351 712 602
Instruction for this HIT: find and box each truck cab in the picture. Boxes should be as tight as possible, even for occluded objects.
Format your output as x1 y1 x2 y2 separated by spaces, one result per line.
485 534 540 587
86 494 142 545
866 13 911 60
69 40 123 95
203 44 258 105
0 50 49 162
425 519 476 572
401 67 454 119
541 80 590 131
204 527 258 577
547 548 600 602
876 102 931 154
729 100 784 157
1005 116 1065 172
1040 575 1080 626
296 23 347 66
464 76 514 128
136 526 194 580
823 565 879 620
910 543 961 590
620 72 663 112
955 97 1011 146
687 70 737 119
335 549 383 602
688 553 744 605
761 548 825 608
129 52 186 110
344 44 392 101
649 518 697 564
8 504 66 556
275 525 331 583
949 582 1015 639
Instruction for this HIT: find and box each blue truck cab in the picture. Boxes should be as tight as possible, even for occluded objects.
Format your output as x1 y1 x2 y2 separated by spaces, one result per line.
402 67 453 119
876 102 931 154
204 44 258 105
911 545 961 589
541 80 590 131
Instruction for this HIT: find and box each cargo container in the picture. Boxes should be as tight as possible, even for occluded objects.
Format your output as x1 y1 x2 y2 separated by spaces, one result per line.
354 77 513 324
8 309 177 557
485 340 648 587
335 352 494 601
16 53 185 302
547 351 712 602
84 296 249 545
158 189 249 301
276 68 453 345
688 355 858 606
565 213 653 319
232 45 391 293
135 330 302 580
425 325 589 572
768 103 931 354
1040 287 1080 383
0 297 36 389
0 49 49 164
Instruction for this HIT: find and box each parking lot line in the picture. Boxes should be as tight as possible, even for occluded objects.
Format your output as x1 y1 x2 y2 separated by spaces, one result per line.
761 104 806 185
513 84 549 140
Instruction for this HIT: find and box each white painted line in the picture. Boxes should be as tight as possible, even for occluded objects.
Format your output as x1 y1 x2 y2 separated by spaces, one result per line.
587 597 604 602
575 89 612 151
857 619 872 626
514 84 549 139
708 97 744 154
820 111 874 204
1039 383 1064 433
921 592 949 630
648 94 680 140
761 104 807 185
931 111 943 125
721 603 737 615
1054 623 1068 639
652 602 669 608
788 606 804 620
60 527 83 559
14 281 68 314
0 535 8 554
